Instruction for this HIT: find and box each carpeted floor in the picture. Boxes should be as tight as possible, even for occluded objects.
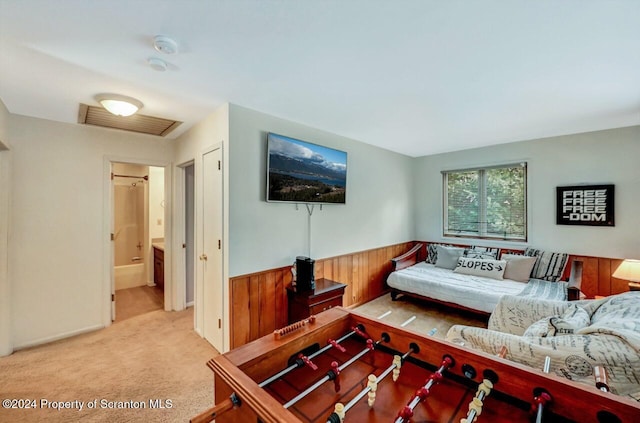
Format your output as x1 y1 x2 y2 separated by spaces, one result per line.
0 308 218 423
0 294 487 423
115 285 164 323
352 293 489 339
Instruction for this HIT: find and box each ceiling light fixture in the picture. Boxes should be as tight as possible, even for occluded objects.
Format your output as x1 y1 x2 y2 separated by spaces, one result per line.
153 35 178 55
95 94 143 117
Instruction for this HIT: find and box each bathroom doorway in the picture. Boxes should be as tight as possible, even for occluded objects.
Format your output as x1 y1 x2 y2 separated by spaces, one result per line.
111 162 165 322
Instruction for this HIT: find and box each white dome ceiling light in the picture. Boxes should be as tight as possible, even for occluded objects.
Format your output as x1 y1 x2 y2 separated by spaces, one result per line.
95 94 143 117
153 35 178 55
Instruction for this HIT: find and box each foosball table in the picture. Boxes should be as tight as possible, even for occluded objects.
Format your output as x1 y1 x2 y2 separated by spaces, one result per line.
191 307 640 423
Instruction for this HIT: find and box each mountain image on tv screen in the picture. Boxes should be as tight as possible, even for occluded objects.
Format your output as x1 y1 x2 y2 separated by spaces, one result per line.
267 133 347 204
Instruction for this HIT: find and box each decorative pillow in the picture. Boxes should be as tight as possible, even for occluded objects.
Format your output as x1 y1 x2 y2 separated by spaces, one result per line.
434 245 465 270
426 243 439 264
453 257 506 280
524 248 569 282
502 254 537 282
426 243 452 264
465 246 500 260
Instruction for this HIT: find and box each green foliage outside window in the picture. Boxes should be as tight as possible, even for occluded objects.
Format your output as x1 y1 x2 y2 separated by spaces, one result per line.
444 164 526 241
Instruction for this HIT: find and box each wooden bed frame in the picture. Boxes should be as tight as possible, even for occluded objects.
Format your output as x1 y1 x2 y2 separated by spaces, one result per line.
388 243 581 315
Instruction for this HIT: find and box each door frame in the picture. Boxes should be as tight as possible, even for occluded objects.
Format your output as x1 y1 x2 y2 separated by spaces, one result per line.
102 156 173 327
174 160 195 315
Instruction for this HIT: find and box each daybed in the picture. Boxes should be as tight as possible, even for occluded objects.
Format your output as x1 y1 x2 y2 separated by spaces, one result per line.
387 243 579 315
445 292 640 400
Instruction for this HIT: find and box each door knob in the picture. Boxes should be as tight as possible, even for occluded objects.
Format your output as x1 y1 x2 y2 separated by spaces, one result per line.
199 254 208 261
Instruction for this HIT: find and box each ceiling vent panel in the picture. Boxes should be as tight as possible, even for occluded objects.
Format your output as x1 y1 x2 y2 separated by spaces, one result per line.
78 104 182 136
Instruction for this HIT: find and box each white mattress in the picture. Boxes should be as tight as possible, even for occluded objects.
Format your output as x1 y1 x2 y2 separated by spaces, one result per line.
387 262 526 313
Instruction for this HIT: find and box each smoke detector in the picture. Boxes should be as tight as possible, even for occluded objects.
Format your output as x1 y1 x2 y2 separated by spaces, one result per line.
153 35 178 54
147 57 167 71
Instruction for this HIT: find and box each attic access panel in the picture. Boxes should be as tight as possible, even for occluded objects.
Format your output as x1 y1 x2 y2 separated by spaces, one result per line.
78 104 182 137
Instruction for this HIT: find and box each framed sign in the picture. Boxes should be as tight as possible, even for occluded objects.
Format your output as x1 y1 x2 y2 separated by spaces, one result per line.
556 184 614 226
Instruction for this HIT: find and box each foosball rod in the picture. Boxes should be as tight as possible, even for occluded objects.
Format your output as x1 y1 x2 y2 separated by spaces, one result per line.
258 324 365 388
394 355 454 423
284 335 388 409
460 379 494 423
534 356 552 423
337 344 418 418
461 345 507 423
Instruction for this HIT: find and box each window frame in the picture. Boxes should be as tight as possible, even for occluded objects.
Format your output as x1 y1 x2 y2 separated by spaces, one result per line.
442 162 528 242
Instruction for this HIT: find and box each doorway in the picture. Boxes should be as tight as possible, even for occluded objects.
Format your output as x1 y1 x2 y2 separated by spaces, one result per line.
184 163 195 308
111 162 165 322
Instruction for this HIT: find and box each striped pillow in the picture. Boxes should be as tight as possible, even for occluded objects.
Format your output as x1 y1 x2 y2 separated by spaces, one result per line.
465 246 500 260
426 243 453 264
524 248 569 282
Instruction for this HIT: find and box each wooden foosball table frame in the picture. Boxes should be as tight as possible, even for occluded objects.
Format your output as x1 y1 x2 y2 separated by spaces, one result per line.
193 307 640 423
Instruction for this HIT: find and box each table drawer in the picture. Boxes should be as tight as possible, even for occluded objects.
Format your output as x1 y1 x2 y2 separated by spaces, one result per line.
309 296 343 315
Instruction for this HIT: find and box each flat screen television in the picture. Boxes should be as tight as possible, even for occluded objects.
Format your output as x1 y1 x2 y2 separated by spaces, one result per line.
266 132 347 204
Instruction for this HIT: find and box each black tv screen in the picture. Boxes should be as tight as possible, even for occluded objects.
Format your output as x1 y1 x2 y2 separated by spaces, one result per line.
266 133 347 204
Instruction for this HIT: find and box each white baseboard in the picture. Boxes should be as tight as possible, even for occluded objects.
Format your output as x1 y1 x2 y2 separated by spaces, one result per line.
186 301 194 308
14 324 104 352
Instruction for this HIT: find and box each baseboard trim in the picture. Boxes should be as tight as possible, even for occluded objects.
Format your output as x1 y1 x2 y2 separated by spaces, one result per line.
14 324 105 352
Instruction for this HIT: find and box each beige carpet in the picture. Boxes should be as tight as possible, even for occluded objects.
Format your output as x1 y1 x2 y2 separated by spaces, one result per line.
0 295 487 423
115 285 164 323
353 293 488 339
0 308 218 423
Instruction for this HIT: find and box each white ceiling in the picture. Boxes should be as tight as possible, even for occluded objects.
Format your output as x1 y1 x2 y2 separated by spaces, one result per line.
1 0 639 157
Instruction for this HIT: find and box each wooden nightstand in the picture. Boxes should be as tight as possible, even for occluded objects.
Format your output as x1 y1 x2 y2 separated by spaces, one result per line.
628 282 640 292
287 278 347 324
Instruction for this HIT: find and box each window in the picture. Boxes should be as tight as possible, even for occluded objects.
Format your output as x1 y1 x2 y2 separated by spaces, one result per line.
443 163 527 241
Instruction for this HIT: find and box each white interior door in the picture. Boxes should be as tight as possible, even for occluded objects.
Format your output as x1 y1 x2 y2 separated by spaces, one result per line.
201 148 224 350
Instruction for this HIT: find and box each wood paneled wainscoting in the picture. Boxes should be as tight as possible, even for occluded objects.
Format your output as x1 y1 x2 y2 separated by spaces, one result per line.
229 242 416 349
570 255 628 298
229 241 629 349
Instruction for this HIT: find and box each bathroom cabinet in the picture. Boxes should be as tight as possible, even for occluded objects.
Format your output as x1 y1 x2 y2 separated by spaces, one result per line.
153 246 164 291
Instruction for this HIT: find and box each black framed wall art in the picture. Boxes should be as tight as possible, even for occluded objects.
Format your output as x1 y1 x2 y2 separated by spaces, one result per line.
556 184 614 226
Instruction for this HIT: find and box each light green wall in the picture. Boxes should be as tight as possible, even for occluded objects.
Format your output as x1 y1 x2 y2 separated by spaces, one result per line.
0 98 11 355
414 125 640 259
228 104 415 277
7 114 173 349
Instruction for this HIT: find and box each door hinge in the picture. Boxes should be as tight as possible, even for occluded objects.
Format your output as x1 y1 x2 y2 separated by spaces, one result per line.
218 160 221 170
111 233 115 241
218 319 222 329
110 172 114 180
218 239 221 249
182 243 186 249
111 294 115 301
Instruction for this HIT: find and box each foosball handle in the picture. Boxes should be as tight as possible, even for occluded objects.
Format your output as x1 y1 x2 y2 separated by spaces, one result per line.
594 365 610 392
189 393 240 423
